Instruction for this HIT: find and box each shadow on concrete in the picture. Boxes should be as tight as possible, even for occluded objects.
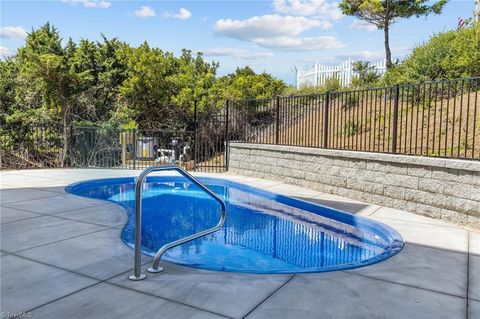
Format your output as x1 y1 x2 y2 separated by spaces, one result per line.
294 196 371 214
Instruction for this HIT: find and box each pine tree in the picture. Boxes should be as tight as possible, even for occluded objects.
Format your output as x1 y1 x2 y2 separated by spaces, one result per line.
340 0 449 68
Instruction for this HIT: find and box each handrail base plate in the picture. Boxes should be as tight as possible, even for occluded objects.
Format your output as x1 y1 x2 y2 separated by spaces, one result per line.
147 266 164 273
128 274 146 281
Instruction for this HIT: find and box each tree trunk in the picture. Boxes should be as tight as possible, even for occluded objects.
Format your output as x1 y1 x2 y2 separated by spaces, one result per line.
60 100 71 168
476 0 480 22
384 23 392 69
61 113 68 168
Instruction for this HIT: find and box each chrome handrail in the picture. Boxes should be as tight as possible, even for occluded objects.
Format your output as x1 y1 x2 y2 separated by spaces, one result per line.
129 165 227 281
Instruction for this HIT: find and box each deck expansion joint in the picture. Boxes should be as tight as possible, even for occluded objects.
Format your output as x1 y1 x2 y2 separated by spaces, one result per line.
241 274 296 319
343 270 468 301
106 280 235 319
5 225 115 255
466 230 471 319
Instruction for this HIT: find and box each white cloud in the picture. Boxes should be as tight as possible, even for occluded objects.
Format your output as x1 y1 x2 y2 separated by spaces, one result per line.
134 6 155 18
0 46 13 58
0 26 27 39
175 8 192 20
163 8 192 20
213 14 342 51
349 20 377 31
255 36 344 51
201 47 274 60
62 0 111 9
273 0 342 20
334 48 410 63
214 14 329 41
336 50 384 61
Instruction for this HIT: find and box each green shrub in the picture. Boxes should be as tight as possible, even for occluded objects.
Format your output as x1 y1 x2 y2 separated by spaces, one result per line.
351 61 381 88
343 121 359 136
285 85 325 96
342 92 360 109
323 77 342 92
383 23 480 85
288 77 342 96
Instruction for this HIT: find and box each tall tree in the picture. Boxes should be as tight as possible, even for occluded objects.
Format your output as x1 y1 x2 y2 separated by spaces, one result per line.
211 66 286 102
476 0 480 22
118 43 185 129
340 0 448 68
69 36 127 124
15 23 77 165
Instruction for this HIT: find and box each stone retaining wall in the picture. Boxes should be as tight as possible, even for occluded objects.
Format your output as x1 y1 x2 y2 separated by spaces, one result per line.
228 143 480 227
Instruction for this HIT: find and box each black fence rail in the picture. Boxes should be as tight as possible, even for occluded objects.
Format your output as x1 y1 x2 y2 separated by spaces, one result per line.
2 76 479 171
1 102 227 171
70 124 226 172
0 123 67 169
228 77 480 160
195 104 228 172
1 124 226 172
70 127 189 170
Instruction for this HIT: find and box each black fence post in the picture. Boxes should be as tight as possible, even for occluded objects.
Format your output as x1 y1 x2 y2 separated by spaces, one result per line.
132 129 136 170
275 96 280 145
193 100 198 171
68 123 74 168
323 92 330 148
392 84 400 154
225 99 230 171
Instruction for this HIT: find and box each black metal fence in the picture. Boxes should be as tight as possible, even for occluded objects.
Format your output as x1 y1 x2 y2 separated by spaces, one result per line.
194 104 228 172
0 123 67 169
228 77 480 160
1 103 228 171
1 125 227 172
2 76 479 171
69 127 190 170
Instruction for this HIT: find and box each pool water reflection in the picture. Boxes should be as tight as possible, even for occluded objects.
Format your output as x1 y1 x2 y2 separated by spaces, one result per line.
66 176 403 273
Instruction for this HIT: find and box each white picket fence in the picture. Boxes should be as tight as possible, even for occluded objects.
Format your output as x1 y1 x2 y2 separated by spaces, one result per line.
296 59 387 89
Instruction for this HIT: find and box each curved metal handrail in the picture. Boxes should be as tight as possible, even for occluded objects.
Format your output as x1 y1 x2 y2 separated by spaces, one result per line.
129 165 227 281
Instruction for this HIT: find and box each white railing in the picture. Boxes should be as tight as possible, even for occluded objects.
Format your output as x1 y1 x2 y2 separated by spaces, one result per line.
296 59 387 89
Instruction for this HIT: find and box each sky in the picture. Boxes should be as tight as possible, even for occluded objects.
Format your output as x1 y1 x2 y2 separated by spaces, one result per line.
0 0 476 84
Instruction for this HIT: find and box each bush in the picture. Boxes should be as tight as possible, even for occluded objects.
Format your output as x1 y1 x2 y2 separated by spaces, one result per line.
383 23 480 85
343 121 359 136
287 77 342 96
351 61 381 88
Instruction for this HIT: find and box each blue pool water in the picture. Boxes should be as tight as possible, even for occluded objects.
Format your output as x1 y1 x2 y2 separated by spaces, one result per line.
66 176 403 273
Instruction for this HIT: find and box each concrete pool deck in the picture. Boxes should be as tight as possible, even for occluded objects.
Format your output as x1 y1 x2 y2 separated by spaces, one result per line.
0 168 478 319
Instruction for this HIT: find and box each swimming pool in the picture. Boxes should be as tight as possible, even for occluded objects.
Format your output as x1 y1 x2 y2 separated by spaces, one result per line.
66 176 403 274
